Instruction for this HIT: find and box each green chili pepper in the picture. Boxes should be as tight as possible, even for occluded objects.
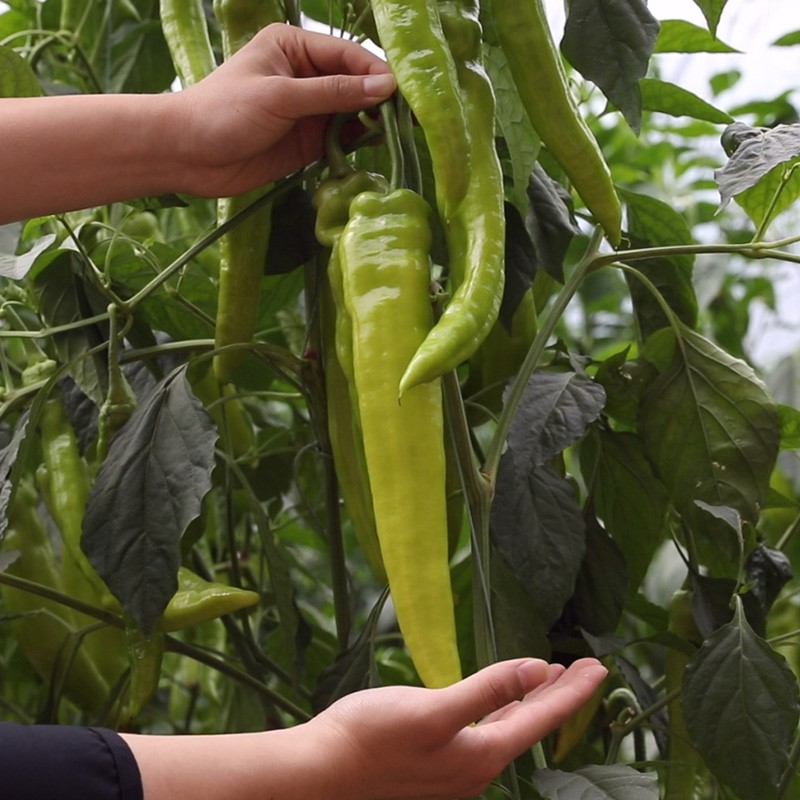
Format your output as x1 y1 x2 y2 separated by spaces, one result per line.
399 0 506 393
371 0 470 223
0 478 112 714
314 146 390 583
163 566 259 632
338 188 461 688
160 0 217 87
123 618 166 722
491 0 621 246
211 0 285 385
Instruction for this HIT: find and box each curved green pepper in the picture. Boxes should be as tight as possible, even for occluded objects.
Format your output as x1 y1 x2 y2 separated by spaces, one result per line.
160 0 217 86
491 0 621 245
314 160 390 584
399 0 506 393
371 0 470 223
338 189 461 688
163 566 259 632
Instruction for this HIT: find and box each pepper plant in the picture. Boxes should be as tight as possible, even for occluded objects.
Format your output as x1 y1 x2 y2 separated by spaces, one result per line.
1 0 800 798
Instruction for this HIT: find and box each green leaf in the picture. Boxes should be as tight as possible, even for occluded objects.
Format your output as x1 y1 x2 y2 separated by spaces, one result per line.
581 429 670 595
655 19 738 53
621 189 698 338
736 160 800 235
561 0 660 134
502 368 606 474
0 411 30 539
640 325 780 572
594 351 658 428
0 44 41 97
0 234 57 280
640 78 733 124
525 163 579 285
777 403 800 449
82 368 218 634
561 516 628 635
774 30 800 47
682 597 800 800
533 764 659 798
692 0 728 38
490 463 585 628
483 42 540 212
716 122 800 205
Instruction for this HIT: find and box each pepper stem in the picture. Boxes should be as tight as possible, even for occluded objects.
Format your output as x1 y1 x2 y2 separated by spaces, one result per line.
324 113 353 179
379 97 405 191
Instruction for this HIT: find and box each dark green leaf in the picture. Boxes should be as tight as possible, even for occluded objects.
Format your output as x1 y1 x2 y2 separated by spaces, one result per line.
561 516 628 636
491 462 585 628
694 501 743 537
654 19 738 53
640 78 733 124
594 351 659 428
266 186 322 275
691 574 764 638
34 252 110 406
774 30 800 47
503 368 606 474
683 597 800 800
0 44 41 97
533 764 659 798
82 368 218 634
621 189 698 338
692 0 729 38
746 543 793 617
311 589 387 713
0 411 29 539
777 403 800 449
483 43 540 212
561 0 660 134
640 325 780 571
525 163 579 285
614 655 669 758
500 201 538 328
581 430 669 595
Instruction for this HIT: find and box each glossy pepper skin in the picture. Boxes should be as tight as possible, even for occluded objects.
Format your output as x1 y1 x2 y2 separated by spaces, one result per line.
160 0 217 87
491 0 621 246
314 168 390 583
212 1 285 384
338 189 462 689
400 0 506 393
371 0 470 223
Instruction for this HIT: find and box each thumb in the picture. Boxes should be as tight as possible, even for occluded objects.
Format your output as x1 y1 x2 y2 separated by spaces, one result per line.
440 659 551 729
279 72 397 118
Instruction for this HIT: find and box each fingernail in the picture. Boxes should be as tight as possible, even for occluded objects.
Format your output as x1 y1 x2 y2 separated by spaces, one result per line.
516 660 548 691
363 72 396 99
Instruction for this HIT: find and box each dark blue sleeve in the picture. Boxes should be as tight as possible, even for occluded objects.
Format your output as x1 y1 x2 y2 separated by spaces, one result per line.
0 723 143 800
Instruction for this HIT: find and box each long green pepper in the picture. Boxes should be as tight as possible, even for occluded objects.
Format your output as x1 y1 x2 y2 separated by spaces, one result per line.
491 0 622 245
160 0 217 87
212 0 285 384
400 0 506 393
338 189 461 689
371 0 471 223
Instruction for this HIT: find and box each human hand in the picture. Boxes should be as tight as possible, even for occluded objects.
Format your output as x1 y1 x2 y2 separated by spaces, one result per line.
174 24 396 198
308 657 608 800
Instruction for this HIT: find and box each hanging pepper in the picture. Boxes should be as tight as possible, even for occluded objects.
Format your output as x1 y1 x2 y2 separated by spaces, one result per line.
123 617 167 722
313 143 390 583
211 0 286 384
399 0 506 393
371 0 470 223
491 0 621 246
163 566 260 631
160 0 217 87
338 188 461 688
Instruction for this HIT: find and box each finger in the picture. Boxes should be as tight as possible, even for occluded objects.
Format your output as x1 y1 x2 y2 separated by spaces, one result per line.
482 660 607 758
269 24 393 80
480 664 566 725
438 659 551 730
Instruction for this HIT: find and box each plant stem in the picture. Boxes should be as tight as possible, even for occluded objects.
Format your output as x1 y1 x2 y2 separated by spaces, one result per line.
484 228 604 480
